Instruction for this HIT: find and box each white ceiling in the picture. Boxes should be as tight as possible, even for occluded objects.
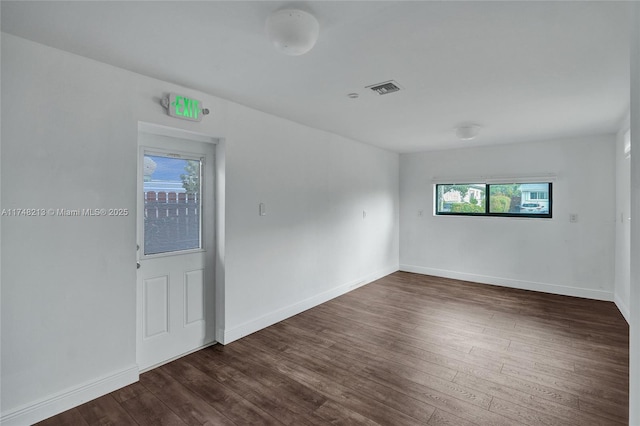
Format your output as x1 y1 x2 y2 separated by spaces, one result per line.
1 1 631 153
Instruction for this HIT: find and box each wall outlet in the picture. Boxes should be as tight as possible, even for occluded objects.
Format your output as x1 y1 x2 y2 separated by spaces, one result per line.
418 209 424 217
569 213 578 223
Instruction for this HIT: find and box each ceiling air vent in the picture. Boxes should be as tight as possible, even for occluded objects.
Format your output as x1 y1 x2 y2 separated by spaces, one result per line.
366 80 402 95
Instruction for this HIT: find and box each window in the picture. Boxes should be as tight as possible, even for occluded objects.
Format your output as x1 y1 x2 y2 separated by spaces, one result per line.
435 182 552 218
143 154 202 255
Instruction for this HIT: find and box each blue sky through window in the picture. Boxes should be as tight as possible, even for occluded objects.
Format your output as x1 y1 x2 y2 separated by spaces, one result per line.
145 155 188 181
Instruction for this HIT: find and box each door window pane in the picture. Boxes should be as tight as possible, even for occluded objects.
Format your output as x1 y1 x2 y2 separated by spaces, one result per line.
143 154 201 255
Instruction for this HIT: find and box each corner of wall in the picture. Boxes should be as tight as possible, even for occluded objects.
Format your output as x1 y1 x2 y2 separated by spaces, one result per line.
614 293 630 324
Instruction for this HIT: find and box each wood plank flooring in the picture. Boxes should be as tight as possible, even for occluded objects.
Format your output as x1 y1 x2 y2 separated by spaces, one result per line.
37 272 629 425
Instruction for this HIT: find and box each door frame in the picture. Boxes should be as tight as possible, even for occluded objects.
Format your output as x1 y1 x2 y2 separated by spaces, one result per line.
136 122 221 371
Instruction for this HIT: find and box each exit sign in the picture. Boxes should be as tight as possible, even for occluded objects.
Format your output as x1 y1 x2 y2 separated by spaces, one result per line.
167 93 204 122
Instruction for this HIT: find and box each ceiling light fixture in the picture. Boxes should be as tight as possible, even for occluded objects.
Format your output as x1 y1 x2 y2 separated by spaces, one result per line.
265 9 319 56
456 124 481 141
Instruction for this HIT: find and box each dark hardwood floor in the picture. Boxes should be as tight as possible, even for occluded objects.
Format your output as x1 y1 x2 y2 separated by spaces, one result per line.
37 272 629 425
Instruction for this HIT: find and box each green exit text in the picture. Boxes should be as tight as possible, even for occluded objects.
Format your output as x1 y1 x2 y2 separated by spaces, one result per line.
171 96 200 119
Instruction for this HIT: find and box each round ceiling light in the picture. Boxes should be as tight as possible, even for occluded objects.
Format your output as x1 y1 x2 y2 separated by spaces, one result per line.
456 124 481 141
265 9 320 56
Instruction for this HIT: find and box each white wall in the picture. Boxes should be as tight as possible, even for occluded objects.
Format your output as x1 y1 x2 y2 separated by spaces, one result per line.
223 103 399 341
629 3 640 423
614 115 631 322
0 33 399 424
400 136 616 300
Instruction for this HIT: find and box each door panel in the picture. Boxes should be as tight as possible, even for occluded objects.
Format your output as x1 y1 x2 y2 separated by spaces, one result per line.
144 275 169 338
137 131 215 372
185 269 204 325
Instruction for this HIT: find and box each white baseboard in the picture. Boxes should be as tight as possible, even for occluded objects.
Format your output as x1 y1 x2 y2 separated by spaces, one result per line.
0 365 139 426
399 264 614 302
220 265 398 344
614 292 630 324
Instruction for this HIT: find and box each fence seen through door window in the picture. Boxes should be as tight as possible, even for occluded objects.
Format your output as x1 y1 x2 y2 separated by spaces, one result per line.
143 154 202 255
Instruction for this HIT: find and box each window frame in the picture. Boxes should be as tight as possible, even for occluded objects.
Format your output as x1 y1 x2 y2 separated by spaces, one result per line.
435 182 553 219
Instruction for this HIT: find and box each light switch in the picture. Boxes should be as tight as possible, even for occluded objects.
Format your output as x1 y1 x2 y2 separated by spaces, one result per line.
259 202 267 216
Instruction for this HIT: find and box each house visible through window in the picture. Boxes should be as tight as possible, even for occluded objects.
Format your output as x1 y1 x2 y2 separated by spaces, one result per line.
529 192 548 200
435 182 552 218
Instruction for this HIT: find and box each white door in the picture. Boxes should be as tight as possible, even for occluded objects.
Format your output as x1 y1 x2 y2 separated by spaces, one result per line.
136 131 215 372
